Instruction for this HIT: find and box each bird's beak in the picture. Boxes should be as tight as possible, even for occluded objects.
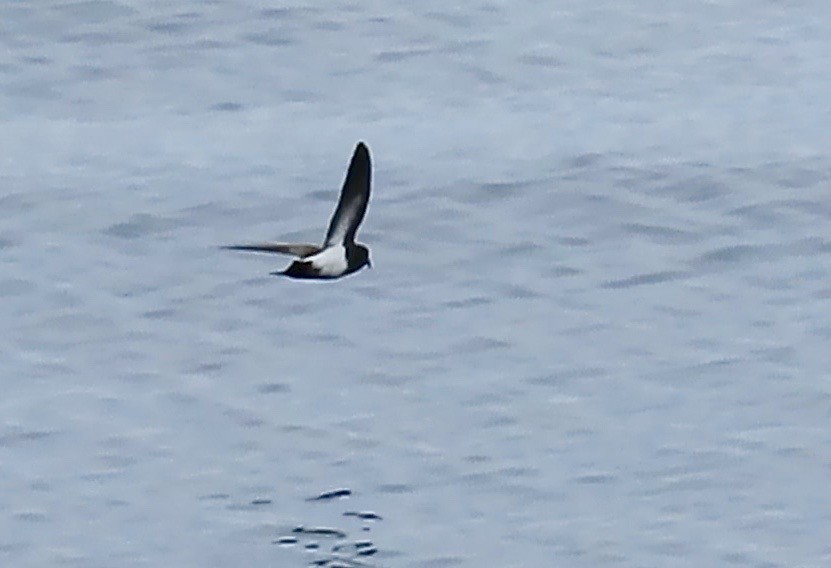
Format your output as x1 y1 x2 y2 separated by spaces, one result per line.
367 258 372 269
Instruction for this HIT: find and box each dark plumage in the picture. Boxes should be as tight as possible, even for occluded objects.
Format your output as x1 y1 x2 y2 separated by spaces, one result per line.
224 142 373 280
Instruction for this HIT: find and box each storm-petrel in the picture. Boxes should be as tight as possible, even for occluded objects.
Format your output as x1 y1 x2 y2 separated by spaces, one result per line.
224 142 372 279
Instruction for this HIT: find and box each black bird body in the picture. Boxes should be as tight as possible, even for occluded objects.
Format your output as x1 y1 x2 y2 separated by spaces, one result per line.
278 242 370 280
224 142 373 280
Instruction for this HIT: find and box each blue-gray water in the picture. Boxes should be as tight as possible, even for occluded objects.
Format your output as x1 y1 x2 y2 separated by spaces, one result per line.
2 2 831 567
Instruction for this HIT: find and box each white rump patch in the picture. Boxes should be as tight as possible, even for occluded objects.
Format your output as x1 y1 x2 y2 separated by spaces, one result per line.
306 245 348 277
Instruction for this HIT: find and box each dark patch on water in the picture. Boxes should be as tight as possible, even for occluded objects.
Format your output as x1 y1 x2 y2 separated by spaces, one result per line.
499 241 544 256
775 167 829 189
272 488 385 566
282 88 323 103
458 179 536 204
244 30 294 47
260 8 298 20
313 20 344 32
517 53 562 68
104 213 178 239
189 361 224 375
146 18 193 35
602 270 688 289
143 308 177 320
343 511 382 521
201 493 228 502
547 265 582 278
567 152 604 169
694 244 768 266
426 10 473 27
527 366 606 386
575 472 616 484
307 488 352 501
658 175 728 202
61 31 123 45
0 278 30 296
443 296 492 309
558 236 591 247
376 48 432 63
463 64 504 85
0 429 54 447
21 55 52 65
292 526 347 538
53 0 137 22
500 284 541 299
211 101 244 112
622 223 697 244
257 382 291 394
14 511 47 523
377 483 412 494
455 336 510 353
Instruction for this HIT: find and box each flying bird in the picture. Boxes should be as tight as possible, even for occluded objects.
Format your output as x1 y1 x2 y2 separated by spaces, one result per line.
224 142 373 280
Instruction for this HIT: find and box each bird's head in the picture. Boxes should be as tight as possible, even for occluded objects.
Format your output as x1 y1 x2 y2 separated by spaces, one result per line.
355 244 372 270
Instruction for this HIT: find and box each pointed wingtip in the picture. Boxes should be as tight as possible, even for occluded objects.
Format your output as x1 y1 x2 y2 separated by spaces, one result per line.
222 244 258 252
354 141 370 159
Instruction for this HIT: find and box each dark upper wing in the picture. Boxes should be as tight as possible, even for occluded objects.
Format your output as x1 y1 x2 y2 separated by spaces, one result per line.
324 142 371 246
222 243 321 258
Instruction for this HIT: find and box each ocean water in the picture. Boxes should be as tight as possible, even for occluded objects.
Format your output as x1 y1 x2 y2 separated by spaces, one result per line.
2 1 831 567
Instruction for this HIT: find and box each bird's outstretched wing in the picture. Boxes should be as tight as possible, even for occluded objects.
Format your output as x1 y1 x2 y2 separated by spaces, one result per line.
324 142 371 247
222 243 321 258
